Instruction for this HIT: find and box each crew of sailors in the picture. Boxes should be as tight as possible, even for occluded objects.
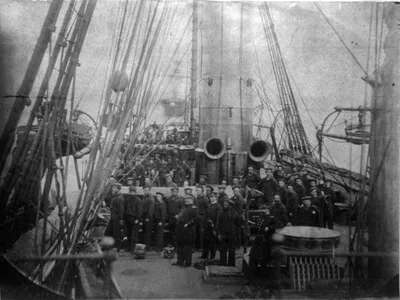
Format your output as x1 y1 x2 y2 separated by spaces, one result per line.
114 152 192 188
105 164 339 269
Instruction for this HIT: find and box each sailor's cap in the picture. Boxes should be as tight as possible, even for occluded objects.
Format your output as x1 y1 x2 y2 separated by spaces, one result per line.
170 187 179 191
302 196 312 201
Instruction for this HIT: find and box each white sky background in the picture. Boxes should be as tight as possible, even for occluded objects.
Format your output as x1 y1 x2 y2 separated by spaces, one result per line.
0 0 382 177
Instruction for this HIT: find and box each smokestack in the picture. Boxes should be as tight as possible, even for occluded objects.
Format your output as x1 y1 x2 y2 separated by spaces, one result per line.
198 2 255 183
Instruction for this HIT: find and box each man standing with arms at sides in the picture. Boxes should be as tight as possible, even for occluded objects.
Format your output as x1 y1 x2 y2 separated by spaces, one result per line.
166 187 184 247
218 199 242 267
200 192 221 260
105 183 125 252
154 192 167 253
217 185 229 208
257 167 279 207
195 185 208 252
231 186 245 250
173 196 199 268
142 185 155 250
124 186 142 253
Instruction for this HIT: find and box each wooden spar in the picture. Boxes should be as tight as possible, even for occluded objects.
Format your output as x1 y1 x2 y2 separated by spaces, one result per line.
189 0 198 143
0 0 64 171
6 0 76 185
367 2 399 287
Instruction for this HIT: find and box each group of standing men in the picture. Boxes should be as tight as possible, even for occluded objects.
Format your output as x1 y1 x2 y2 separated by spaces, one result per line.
104 181 245 268
105 163 339 271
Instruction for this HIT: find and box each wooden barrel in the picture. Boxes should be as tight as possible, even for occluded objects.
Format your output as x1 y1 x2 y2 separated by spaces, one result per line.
277 226 340 252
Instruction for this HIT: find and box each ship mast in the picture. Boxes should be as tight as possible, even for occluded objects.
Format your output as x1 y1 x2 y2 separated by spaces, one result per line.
367 2 399 289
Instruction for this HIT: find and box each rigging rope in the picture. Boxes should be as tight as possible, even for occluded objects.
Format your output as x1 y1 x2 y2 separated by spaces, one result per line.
314 3 368 77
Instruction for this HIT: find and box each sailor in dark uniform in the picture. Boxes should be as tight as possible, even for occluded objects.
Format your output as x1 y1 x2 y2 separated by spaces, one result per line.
249 207 283 280
194 186 208 251
231 185 245 249
124 186 142 252
294 196 321 227
217 185 229 207
198 175 207 186
154 192 167 253
217 199 242 266
257 167 279 207
184 187 193 197
286 184 299 223
242 166 260 189
173 196 199 268
200 192 221 260
166 187 184 247
142 185 155 249
205 185 214 198
294 177 307 199
105 183 125 252
270 194 290 226
164 173 178 188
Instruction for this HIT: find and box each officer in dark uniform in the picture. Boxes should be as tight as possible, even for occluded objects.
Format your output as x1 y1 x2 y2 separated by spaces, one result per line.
124 186 142 252
105 183 125 252
217 185 229 207
218 199 242 267
173 196 199 268
200 192 221 260
294 196 321 227
166 187 184 247
142 185 155 249
154 192 167 252
249 207 283 280
194 186 208 251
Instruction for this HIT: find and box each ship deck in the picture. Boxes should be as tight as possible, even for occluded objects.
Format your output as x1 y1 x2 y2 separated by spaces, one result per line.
111 224 369 299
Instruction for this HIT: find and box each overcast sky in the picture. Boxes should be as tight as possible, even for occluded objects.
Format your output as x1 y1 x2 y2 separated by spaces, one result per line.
0 0 382 175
